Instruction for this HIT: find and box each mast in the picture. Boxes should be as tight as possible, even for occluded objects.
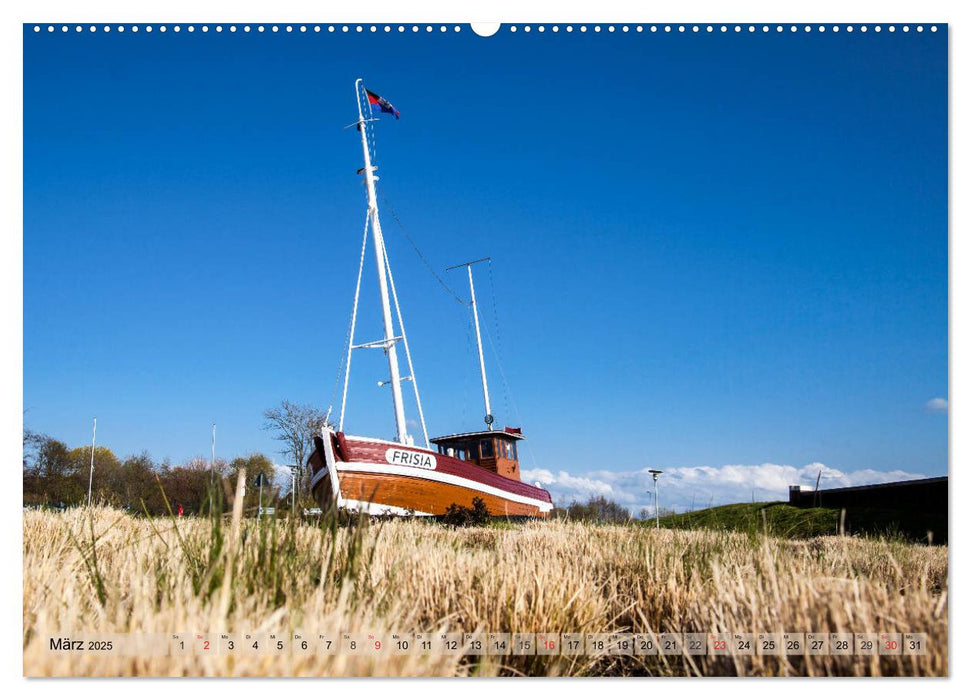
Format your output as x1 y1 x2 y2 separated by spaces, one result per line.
354 79 410 444
86 417 96 507
210 423 216 513
447 257 493 430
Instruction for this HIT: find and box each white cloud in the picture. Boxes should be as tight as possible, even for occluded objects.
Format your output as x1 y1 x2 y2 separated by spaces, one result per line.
925 397 948 413
273 463 297 491
524 462 928 516
522 468 616 498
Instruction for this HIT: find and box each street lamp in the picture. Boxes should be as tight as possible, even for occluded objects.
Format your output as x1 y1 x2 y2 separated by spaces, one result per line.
648 469 664 529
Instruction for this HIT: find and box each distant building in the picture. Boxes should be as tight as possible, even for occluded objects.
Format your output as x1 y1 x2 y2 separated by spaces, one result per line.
788 476 947 510
788 476 947 542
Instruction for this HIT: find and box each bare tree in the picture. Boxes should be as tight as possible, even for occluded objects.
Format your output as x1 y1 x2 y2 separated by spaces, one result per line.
262 401 329 500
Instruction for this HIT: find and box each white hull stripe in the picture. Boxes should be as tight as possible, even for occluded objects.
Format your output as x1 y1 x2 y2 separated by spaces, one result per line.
331 460 553 512
341 499 434 517
310 464 330 491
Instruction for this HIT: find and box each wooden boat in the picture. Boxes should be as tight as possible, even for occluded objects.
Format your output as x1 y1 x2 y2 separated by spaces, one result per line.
308 80 553 517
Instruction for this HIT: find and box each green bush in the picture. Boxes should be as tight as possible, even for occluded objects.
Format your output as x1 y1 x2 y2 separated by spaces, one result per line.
441 497 490 527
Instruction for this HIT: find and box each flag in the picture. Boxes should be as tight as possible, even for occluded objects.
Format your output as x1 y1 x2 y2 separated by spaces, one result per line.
365 88 400 119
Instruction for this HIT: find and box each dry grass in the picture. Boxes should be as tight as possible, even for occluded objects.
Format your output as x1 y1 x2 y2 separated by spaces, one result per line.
23 506 947 677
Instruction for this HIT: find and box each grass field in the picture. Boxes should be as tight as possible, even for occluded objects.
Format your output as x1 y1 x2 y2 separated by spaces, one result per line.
23 505 948 677
656 501 948 543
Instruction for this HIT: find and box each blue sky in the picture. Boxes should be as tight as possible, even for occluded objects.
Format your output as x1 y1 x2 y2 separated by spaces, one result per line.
23 25 947 510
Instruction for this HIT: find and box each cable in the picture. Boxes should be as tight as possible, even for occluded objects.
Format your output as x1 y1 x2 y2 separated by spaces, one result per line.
380 193 469 306
487 259 510 421
480 314 542 473
383 241 431 449
334 210 371 432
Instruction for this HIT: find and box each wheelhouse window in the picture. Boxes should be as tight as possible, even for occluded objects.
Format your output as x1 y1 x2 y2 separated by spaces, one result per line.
432 436 520 463
479 439 495 459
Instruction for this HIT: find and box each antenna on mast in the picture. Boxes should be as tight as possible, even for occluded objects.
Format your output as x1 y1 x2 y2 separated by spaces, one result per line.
447 257 493 430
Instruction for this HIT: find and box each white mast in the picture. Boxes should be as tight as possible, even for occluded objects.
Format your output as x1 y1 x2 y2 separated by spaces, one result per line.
354 79 410 445
447 258 493 430
86 417 96 507
210 423 216 513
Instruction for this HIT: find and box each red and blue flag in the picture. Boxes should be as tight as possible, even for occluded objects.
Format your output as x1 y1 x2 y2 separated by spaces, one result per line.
365 89 400 119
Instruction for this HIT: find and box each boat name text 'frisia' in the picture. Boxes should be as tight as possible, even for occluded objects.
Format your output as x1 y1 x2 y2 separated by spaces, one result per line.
385 448 437 470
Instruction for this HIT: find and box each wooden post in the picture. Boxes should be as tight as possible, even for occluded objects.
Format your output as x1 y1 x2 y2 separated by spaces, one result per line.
218 467 246 625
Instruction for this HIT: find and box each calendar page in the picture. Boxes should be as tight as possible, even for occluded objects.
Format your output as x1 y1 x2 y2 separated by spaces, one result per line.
19 3 948 683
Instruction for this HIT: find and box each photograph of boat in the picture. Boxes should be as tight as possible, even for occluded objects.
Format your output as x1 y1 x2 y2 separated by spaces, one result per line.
308 80 553 517
19 17 948 681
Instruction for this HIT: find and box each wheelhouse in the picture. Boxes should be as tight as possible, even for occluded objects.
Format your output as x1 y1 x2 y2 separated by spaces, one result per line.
430 427 525 480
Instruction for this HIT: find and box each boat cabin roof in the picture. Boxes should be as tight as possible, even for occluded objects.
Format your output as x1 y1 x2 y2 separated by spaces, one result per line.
430 427 525 445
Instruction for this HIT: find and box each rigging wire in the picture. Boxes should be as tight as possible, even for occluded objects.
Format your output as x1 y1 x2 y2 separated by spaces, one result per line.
379 190 535 468
383 241 431 449
480 319 521 430
380 193 469 307
480 305 542 473
333 209 371 432
462 303 478 429
487 259 511 422
347 114 538 469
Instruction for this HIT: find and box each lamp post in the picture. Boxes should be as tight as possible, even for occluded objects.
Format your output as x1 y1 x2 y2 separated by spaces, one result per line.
289 465 299 517
255 471 267 519
648 469 664 530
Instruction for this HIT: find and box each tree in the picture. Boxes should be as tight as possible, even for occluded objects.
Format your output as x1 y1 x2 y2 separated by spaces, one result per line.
31 437 78 506
23 428 45 473
23 432 113 507
229 453 274 484
229 453 276 512
552 496 632 523
262 400 329 501
157 464 212 515
639 506 677 521
116 453 161 512
67 445 121 506
23 428 51 506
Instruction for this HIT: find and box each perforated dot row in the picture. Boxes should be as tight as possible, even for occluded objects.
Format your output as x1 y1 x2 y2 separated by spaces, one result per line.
31 24 467 34
507 24 936 34
30 24 939 35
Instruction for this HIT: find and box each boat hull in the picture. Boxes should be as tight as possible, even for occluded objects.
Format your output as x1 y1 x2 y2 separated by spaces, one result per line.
309 431 553 517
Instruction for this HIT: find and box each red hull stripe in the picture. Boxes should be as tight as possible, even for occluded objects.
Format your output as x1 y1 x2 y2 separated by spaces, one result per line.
335 461 552 509
341 435 552 503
